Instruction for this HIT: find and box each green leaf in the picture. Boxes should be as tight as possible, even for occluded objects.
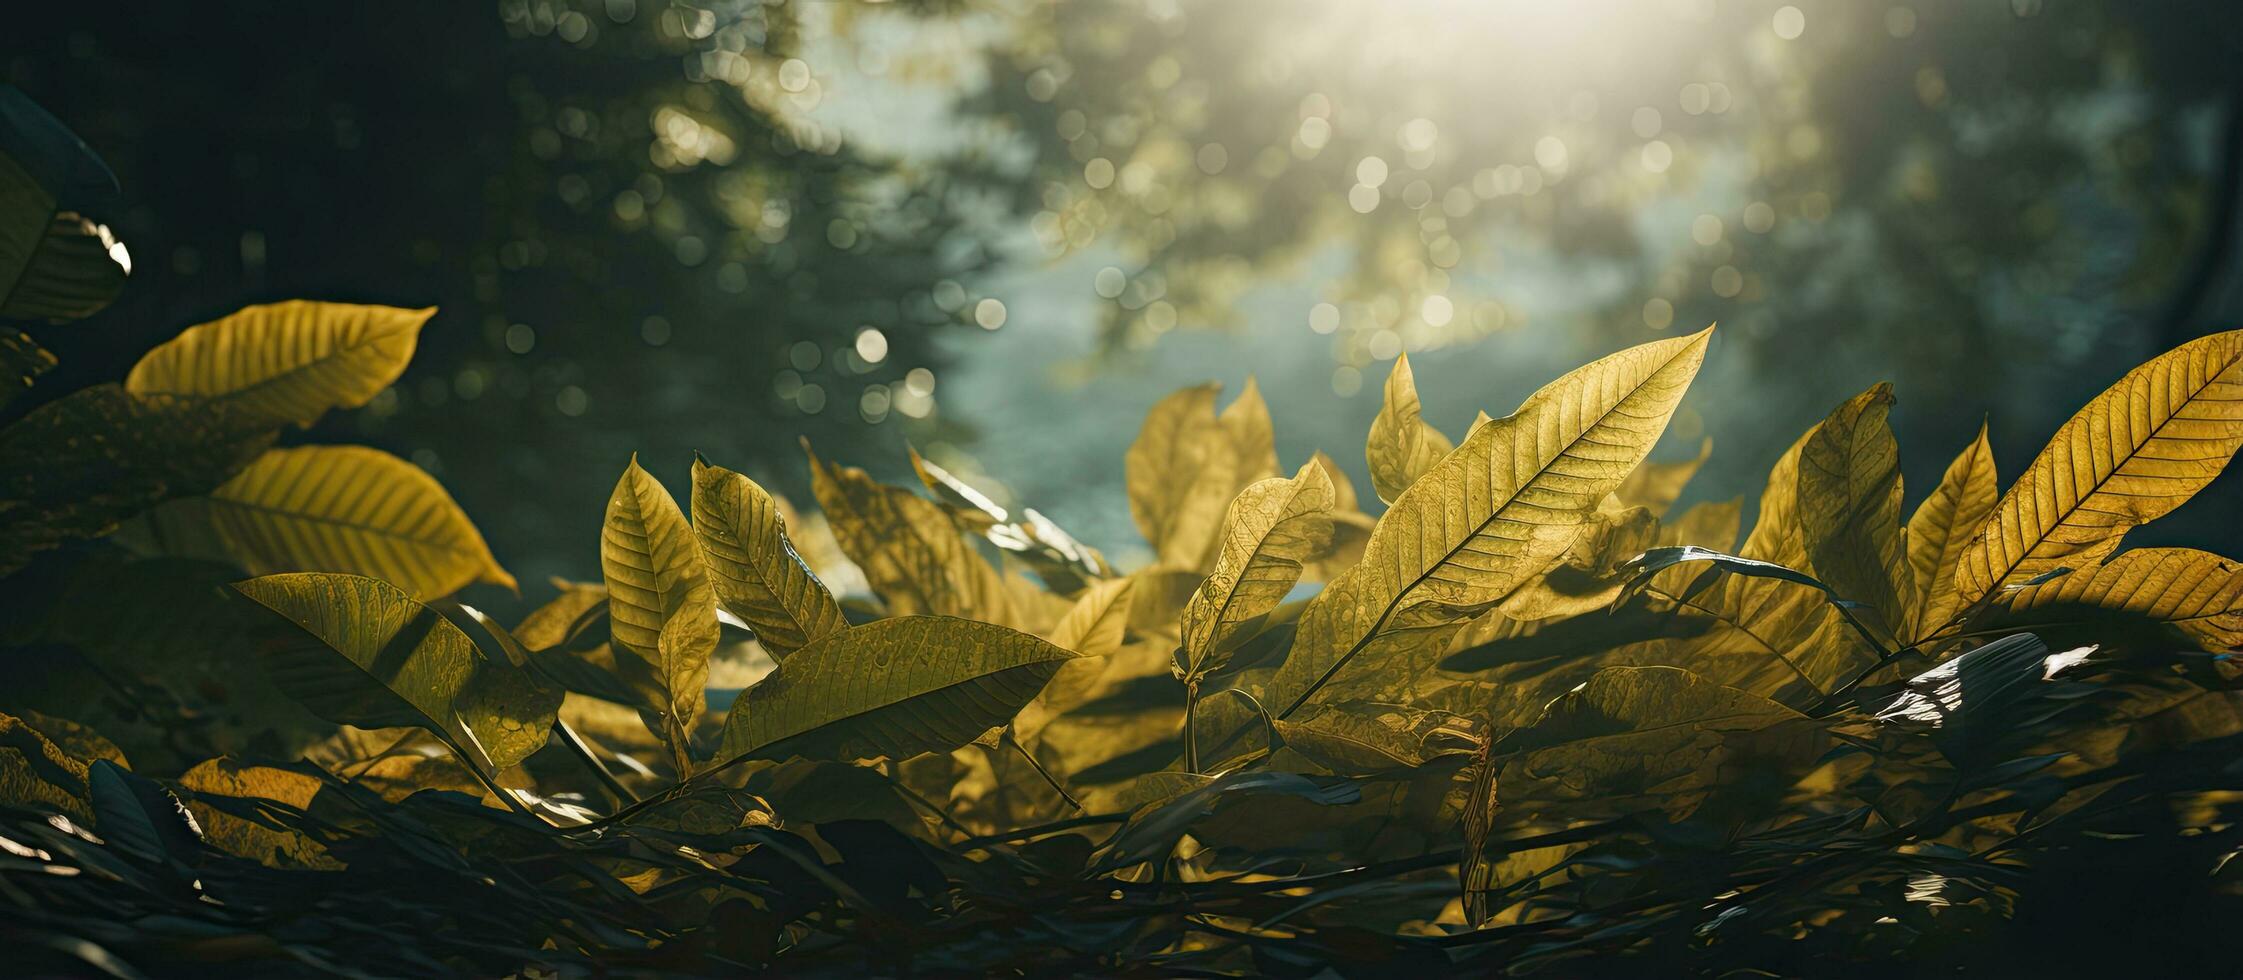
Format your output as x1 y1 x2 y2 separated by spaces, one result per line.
0 85 125 322
0 384 274 577
231 572 560 771
690 455 845 658
718 616 1078 764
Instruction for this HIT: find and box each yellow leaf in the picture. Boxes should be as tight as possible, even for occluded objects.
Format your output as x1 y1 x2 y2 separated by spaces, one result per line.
178 758 341 869
1955 329 2243 606
124 300 430 427
232 572 560 770
1494 503 1660 621
690 455 845 659
717 616 1078 763
1016 578 1138 746
1125 379 1281 570
145 444 513 599
1046 576 1137 657
2000 547 2243 650
805 442 1022 627
600 456 717 765
1657 497 1742 552
1627 401 1883 706
1306 450 1374 582
1179 462 1335 681
1796 384 1911 640
1270 328 1712 714
0 709 93 820
1906 423 1998 639
1615 436 1712 517
1366 353 1455 504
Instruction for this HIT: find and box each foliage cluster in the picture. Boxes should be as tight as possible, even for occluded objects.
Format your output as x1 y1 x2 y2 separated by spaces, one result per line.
10 84 2243 978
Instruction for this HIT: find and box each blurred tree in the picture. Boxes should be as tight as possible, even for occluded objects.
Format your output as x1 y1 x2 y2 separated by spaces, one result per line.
1 1 1009 591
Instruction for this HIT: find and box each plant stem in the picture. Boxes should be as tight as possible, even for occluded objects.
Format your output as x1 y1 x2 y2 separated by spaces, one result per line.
551 718 640 805
1007 729 1083 813
1183 679 1201 774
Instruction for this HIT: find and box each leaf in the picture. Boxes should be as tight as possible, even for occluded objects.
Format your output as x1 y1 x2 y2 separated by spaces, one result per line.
601 456 718 764
1268 328 1712 713
1998 547 2243 650
690 455 844 659
1616 546 1841 607
1615 436 1712 517
1015 578 1138 745
232 572 560 771
177 758 341 869
1179 461 1335 682
0 324 55 414
0 385 273 577
1306 450 1374 582
0 709 94 820
1795 384 1911 639
1270 701 1470 775
1496 503 1660 621
1125 379 1281 571
909 445 1112 592
806 441 1022 627
1955 329 2243 606
1627 398 1889 706
1657 497 1742 551
1 211 128 322
1906 423 1999 639
142 444 514 599
1366 353 1454 504
1497 665 1817 820
718 616 1078 764
124 300 431 428
0 85 123 322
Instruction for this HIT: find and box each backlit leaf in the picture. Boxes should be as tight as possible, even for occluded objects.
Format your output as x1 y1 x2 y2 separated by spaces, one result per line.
125 300 431 428
806 442 1022 627
1497 665 1816 820
690 455 844 659
232 572 560 770
177 758 340 869
1999 547 2243 650
1795 384 1910 640
718 616 1078 763
1954 329 2243 606
1179 461 1334 681
601 456 717 764
1125 379 1281 571
1269 328 1712 713
144 444 514 599
1366 353 1454 504
1614 435 1712 517
1906 423 1998 639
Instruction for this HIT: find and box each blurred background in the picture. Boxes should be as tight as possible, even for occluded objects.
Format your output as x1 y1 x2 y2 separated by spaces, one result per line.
8 0 2243 602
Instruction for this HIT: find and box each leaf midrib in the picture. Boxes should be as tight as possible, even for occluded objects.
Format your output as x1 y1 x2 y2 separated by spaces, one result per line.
1282 340 1700 717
